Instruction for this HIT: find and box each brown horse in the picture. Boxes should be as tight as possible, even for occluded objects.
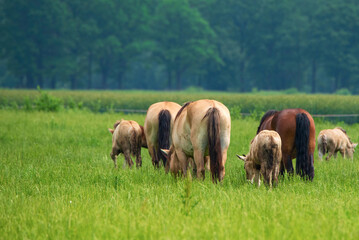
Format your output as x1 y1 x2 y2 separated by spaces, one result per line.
257 108 316 180
161 100 231 183
144 101 181 168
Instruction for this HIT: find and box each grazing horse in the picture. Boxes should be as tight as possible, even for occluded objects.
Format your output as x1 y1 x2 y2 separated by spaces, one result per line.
257 109 316 180
108 120 146 168
237 130 282 187
144 101 181 168
318 127 357 160
161 100 231 183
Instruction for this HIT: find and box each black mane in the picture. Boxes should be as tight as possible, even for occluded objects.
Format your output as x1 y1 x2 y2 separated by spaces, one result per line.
256 110 278 134
175 101 192 120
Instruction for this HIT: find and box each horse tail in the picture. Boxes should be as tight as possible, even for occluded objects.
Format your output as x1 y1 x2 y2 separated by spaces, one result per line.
295 113 312 180
130 127 139 156
158 109 171 167
205 108 222 183
318 134 327 159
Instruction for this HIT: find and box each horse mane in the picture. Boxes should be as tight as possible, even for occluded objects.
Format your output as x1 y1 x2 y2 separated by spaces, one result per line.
113 120 122 129
256 110 278 134
335 127 352 143
175 101 192 121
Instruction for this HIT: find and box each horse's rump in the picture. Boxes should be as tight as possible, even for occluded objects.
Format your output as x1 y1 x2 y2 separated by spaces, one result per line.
318 134 328 157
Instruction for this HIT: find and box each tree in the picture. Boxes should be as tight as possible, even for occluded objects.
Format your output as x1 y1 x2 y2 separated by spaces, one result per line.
152 0 220 90
1 0 70 88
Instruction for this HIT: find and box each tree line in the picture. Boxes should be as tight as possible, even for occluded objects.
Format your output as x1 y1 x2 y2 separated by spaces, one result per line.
1 0 359 93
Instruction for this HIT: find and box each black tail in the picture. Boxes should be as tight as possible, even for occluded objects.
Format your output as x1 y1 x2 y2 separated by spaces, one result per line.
158 110 171 167
295 113 312 180
205 108 222 183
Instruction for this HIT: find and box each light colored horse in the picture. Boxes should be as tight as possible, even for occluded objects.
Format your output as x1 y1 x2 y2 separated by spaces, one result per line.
237 130 282 187
108 120 146 168
161 99 231 183
317 127 357 160
144 101 181 168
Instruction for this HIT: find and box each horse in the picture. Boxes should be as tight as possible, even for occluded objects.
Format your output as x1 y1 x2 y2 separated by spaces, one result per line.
237 130 282 187
108 120 146 168
318 127 357 160
144 101 181 168
257 108 316 180
161 99 231 183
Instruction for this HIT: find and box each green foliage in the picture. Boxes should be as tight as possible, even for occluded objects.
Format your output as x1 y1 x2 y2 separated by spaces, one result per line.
335 88 351 95
1 109 359 239
34 87 63 112
229 105 242 120
1 89 359 123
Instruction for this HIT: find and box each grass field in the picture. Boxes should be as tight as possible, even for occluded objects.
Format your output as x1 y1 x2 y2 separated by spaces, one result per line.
1 109 359 239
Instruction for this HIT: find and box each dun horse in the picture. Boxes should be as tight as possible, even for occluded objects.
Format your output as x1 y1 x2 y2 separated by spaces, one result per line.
237 130 282 187
161 100 231 183
144 101 181 168
318 127 357 160
108 120 147 168
257 109 316 180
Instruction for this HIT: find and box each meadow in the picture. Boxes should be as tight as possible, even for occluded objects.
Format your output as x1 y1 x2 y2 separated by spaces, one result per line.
1 103 359 239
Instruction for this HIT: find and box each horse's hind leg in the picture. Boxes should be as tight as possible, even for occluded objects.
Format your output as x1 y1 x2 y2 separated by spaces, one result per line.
176 150 188 177
148 144 160 168
326 150 334 161
309 154 314 180
124 150 134 168
194 149 205 180
279 160 285 177
135 150 142 168
110 148 120 168
283 154 294 176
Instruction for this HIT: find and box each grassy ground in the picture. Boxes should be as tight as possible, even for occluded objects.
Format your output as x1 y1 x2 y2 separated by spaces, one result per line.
1 109 359 239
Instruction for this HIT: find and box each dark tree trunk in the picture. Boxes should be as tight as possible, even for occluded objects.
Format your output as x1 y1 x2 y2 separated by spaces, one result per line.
71 75 77 89
117 71 124 89
38 74 44 88
176 71 182 90
167 69 172 90
333 74 339 93
311 59 317 93
87 51 93 89
239 61 246 91
26 72 35 89
50 77 56 89
101 68 108 89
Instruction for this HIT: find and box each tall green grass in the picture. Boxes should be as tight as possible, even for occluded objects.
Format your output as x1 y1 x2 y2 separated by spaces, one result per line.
1 89 359 116
1 109 359 239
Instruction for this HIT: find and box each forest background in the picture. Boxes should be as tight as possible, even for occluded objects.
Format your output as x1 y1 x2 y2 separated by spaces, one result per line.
1 0 359 94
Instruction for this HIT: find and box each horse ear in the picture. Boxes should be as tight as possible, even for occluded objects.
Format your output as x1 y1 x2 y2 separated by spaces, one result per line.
108 128 114 134
353 143 358 149
236 154 246 161
160 149 170 157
